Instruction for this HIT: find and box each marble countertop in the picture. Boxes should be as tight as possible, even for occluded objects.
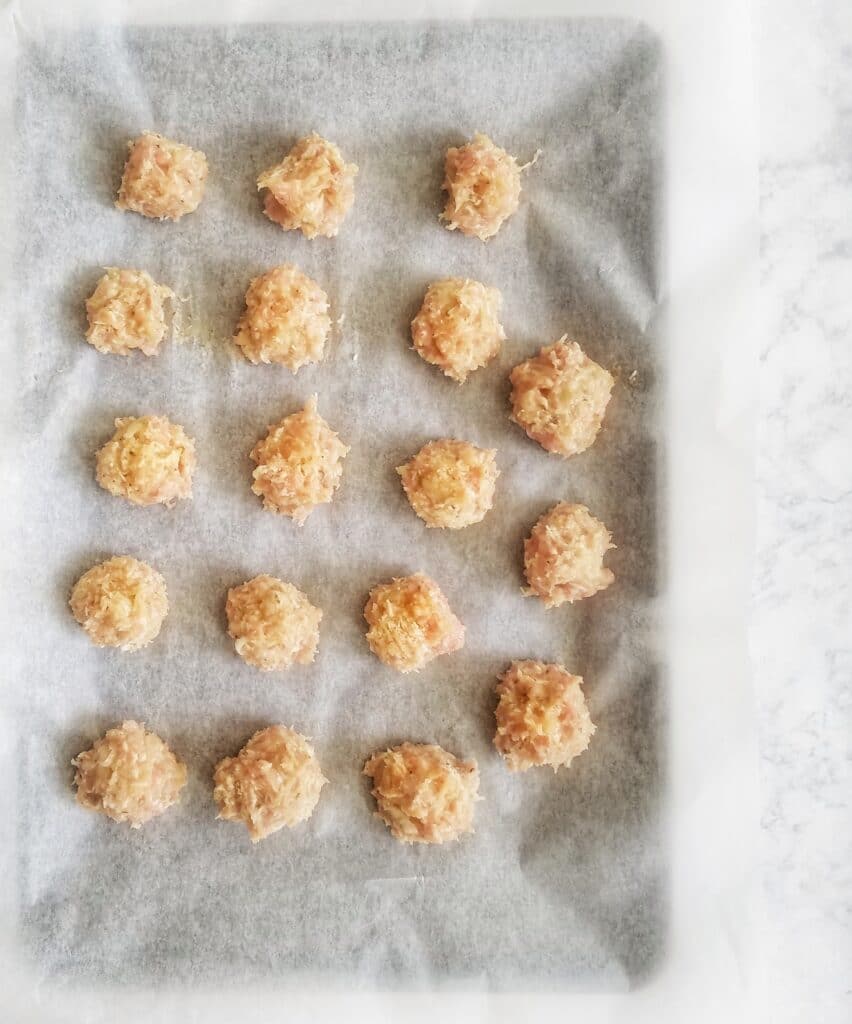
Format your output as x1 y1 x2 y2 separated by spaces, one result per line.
756 1 851 1021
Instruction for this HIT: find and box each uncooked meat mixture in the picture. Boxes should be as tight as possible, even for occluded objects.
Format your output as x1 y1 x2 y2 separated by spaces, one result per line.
441 133 521 240
524 502 615 607
410 277 505 382
509 337 614 457
364 573 465 672
116 132 208 221
73 721 186 828
85 267 173 356
96 415 196 507
213 725 327 842
234 263 331 372
249 395 349 523
70 556 168 651
226 575 322 671
494 660 595 772
363 742 480 844
257 133 357 238
397 439 499 529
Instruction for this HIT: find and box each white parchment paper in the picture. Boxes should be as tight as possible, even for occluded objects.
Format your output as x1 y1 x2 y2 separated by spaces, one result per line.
0 2 761 1022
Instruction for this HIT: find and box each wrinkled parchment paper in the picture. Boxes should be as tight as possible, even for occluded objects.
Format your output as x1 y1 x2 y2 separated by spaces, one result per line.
0 2 761 1022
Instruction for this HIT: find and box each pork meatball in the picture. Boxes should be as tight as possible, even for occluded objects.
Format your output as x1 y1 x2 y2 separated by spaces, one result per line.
234 264 330 372
363 742 479 844
226 575 322 671
85 268 173 357
494 661 596 772
509 338 614 457
410 278 504 382
524 502 614 607
257 133 357 239
116 131 208 221
397 439 498 529
96 415 196 508
213 725 327 842
73 721 187 827
69 556 168 651
364 573 464 673
250 395 349 524
441 133 521 240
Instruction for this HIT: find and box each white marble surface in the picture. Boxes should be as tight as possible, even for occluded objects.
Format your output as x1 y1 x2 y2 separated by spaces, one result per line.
757 1 851 1021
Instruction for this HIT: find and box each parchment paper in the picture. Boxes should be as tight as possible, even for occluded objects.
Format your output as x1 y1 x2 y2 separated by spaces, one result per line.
8 16 664 991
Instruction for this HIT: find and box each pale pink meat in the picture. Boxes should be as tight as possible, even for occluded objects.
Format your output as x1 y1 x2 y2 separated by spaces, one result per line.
234 264 330 372
95 415 196 508
249 395 349 523
73 721 186 827
363 742 480 844
258 133 357 238
116 132 208 221
85 268 173 357
441 133 521 240
524 502 615 607
397 439 499 529
70 556 168 651
364 573 465 673
213 725 327 843
509 337 614 457
226 575 322 671
410 277 505 382
494 660 596 772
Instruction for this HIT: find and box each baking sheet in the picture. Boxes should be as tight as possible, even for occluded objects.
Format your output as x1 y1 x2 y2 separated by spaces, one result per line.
10 16 663 989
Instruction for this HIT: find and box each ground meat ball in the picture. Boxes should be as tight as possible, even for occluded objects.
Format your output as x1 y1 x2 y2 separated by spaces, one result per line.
524 502 615 607
69 556 168 651
226 575 322 671
234 264 330 372
250 396 349 524
116 132 208 221
73 721 187 827
213 725 327 842
364 573 464 673
363 742 479 845
494 661 596 772
410 278 504 383
258 133 357 239
96 415 196 508
441 133 521 240
85 268 173 357
509 338 614 457
397 439 499 529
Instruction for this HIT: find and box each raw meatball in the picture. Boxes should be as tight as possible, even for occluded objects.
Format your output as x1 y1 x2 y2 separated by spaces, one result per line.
410 278 504 382
116 131 208 221
85 268 173 357
494 661 596 772
524 502 615 607
397 439 498 529
234 264 330 372
363 742 479 845
441 133 521 240
257 133 358 239
70 556 168 651
364 573 464 673
509 338 614 457
226 575 322 671
213 725 327 842
250 395 349 524
73 721 187 827
96 415 196 508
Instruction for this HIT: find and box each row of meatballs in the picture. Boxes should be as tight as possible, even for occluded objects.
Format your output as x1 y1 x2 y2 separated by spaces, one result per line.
73 653 595 846
90 396 617 559
69 493 613 673
114 129 528 241
85 264 613 459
